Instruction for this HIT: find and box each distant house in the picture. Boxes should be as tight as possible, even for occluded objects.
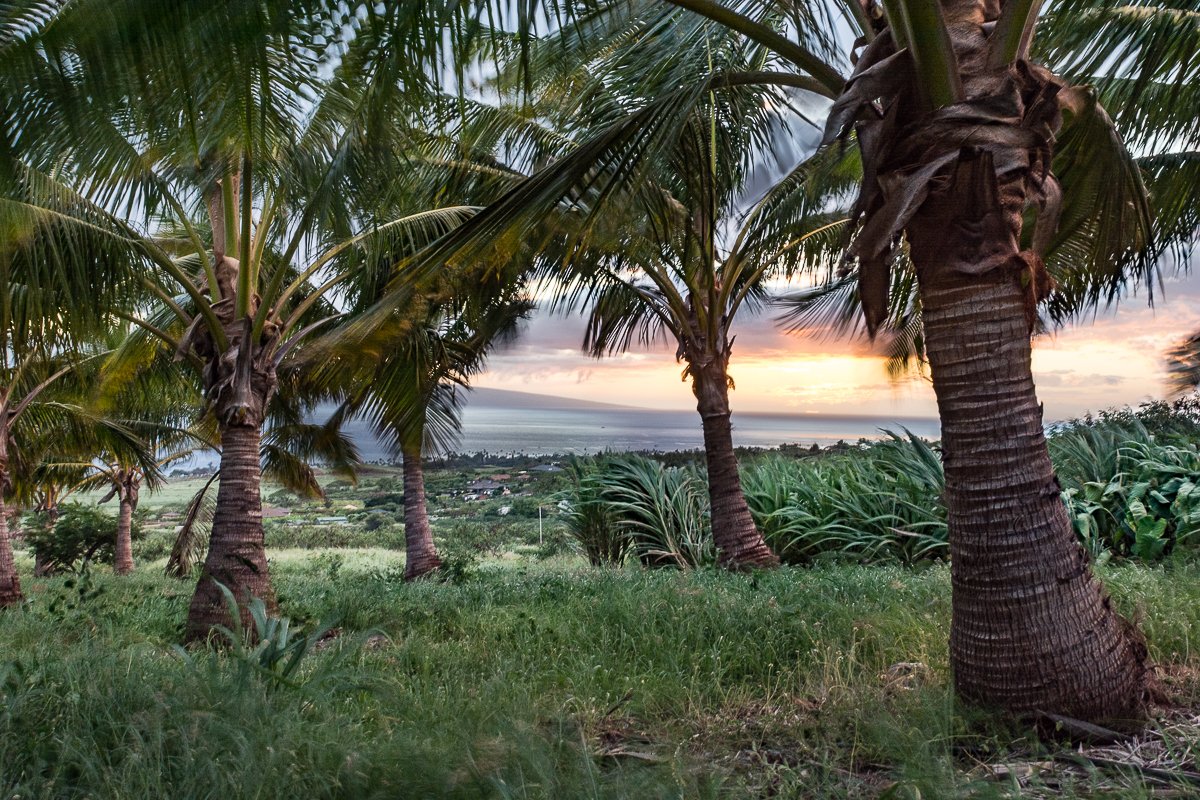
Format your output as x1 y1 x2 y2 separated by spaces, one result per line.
466 479 506 494
315 516 350 526
531 463 563 473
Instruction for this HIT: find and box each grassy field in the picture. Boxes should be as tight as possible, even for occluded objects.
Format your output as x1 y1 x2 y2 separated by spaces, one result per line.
3 552 1200 798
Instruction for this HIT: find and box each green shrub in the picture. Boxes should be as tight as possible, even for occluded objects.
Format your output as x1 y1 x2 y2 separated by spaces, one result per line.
363 512 394 532
560 458 632 566
23 503 135 573
133 527 177 561
437 521 512 559
595 456 714 568
264 522 406 550
743 432 948 566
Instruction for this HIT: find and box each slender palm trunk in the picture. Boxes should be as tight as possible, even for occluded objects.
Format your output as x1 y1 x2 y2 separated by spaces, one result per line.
0 494 21 607
402 446 442 580
0 424 20 606
184 421 276 643
691 362 778 569
907 155 1147 721
114 495 135 575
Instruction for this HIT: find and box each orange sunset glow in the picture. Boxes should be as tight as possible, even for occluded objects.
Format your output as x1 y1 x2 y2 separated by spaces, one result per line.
477 272 1200 421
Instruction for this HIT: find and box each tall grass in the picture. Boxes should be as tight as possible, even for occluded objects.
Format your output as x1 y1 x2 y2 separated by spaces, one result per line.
4 559 1200 797
560 458 633 567
561 456 713 568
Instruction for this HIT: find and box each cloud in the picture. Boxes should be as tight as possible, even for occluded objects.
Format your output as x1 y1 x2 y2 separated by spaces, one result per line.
475 267 1200 421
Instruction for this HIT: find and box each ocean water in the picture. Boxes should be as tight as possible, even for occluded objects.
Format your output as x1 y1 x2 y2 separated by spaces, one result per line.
342 406 942 461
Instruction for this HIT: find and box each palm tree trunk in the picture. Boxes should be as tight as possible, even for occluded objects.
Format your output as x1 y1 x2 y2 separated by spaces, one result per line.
0 494 21 607
184 421 276 643
0 422 20 606
114 495 135 575
907 155 1147 722
402 446 442 580
692 362 778 569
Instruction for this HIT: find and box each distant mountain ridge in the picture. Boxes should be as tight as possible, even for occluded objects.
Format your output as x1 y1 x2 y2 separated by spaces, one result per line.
467 386 642 412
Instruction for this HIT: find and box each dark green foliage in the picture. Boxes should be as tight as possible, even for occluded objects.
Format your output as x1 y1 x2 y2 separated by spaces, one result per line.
438 521 513 560
743 433 948 565
561 402 1200 569
1052 410 1200 562
561 456 713 568
560 458 632 566
23 503 136 574
364 493 404 509
132 527 178 561
362 512 393 532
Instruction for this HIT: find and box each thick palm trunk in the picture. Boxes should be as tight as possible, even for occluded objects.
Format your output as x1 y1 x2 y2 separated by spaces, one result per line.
114 496 135 575
907 157 1147 722
402 446 442 580
184 421 276 642
0 494 21 607
692 363 778 569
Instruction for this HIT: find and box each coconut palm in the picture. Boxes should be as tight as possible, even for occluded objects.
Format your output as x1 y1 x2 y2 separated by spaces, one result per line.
0 0 493 639
401 8 862 568
330 271 533 580
0 352 152 601
415 0 1195 720
161 376 363 579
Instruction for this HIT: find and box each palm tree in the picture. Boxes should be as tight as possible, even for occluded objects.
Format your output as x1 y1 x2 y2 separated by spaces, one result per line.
728 0 1164 722
162 378 362 579
418 0 1190 720
330 269 533 579
1 0 486 639
405 11 860 568
541 98 808 569
0 354 151 601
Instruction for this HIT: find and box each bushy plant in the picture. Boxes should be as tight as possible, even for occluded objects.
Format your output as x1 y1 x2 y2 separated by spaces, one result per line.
595 456 714 568
742 432 948 566
24 503 136 574
362 512 393 532
559 458 632 566
1058 434 1200 562
133 527 178 561
437 521 512 559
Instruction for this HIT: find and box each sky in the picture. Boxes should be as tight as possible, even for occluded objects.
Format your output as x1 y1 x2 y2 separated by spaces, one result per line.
473 267 1200 423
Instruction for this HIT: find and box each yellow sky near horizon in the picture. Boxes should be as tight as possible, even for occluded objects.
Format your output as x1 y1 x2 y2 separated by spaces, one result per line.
475 273 1200 422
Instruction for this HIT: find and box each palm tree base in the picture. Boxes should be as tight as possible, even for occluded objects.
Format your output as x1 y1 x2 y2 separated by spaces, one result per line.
0 578 22 607
404 554 443 581
717 543 780 570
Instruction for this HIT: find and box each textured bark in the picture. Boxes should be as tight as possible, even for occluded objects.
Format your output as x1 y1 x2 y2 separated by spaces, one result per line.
0 421 19 606
114 494 135 575
180 252 280 643
402 446 442 580
691 361 778 569
908 157 1147 722
184 422 277 643
0 494 21 607
818 0 1149 723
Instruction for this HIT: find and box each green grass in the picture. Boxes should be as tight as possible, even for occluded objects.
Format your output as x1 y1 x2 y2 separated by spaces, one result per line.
2 555 1200 797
